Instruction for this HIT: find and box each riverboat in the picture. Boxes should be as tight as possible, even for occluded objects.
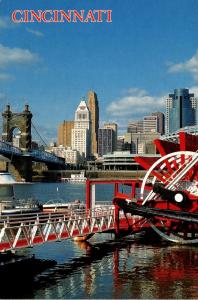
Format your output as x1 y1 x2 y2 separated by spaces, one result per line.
42 199 85 212
0 172 40 215
61 171 86 183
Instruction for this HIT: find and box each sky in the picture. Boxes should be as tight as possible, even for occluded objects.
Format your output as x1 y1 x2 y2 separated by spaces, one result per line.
0 0 198 143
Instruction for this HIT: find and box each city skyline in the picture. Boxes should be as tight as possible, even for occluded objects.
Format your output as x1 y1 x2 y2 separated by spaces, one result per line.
0 0 198 141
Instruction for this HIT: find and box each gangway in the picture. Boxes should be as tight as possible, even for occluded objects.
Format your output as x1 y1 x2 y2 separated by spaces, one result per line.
0 206 115 252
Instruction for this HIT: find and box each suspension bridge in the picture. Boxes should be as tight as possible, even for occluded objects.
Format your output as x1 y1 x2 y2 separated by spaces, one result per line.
0 104 66 181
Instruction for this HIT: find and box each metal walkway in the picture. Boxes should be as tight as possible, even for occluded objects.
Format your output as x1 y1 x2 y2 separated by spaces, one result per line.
0 206 115 252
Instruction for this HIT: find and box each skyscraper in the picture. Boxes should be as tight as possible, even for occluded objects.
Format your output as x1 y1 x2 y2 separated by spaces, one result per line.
88 91 99 156
71 100 91 159
152 112 165 135
58 120 74 147
104 122 118 151
166 88 197 134
98 128 114 157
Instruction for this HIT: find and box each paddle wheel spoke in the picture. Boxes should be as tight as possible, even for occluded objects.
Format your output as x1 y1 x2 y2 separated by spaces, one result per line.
136 149 198 244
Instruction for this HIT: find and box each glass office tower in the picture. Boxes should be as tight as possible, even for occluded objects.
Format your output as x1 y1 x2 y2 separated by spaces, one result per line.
166 88 197 134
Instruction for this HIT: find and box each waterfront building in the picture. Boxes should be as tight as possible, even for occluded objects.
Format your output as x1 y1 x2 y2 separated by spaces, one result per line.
64 148 81 164
88 91 99 156
71 100 91 160
104 122 118 151
52 145 81 164
102 151 161 171
152 112 165 135
143 116 158 133
166 88 197 134
52 145 65 159
98 128 114 157
58 120 74 147
87 151 161 171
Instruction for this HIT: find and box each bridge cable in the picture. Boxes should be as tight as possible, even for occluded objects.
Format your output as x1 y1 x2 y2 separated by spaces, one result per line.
31 121 49 147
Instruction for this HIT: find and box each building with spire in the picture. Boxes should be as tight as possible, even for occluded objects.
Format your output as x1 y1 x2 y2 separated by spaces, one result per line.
71 100 91 160
87 91 99 156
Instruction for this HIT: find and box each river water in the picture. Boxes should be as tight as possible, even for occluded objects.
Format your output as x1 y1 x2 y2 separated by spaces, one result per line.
1 183 198 299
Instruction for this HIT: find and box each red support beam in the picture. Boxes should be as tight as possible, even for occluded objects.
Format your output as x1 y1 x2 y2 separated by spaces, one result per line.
134 156 158 170
86 179 91 210
114 182 119 197
154 139 181 173
179 132 198 152
154 139 180 156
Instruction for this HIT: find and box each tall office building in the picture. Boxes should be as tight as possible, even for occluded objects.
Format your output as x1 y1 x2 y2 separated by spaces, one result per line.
104 122 118 151
58 121 74 147
71 100 91 159
98 128 114 157
152 112 165 135
143 116 158 133
166 88 197 134
88 91 99 156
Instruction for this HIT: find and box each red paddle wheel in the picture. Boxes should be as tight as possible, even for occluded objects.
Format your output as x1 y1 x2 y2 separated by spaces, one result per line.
133 132 198 243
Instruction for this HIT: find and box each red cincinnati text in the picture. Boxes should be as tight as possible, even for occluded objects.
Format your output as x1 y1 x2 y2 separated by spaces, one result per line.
11 9 112 23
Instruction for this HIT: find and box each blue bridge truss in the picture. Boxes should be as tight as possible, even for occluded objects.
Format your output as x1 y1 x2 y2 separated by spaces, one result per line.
0 141 65 166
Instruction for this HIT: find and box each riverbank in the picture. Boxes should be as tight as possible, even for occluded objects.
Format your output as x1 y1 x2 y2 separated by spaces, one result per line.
33 170 147 182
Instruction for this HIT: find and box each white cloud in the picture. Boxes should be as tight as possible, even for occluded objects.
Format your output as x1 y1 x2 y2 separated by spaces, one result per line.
168 50 198 81
125 87 147 97
26 28 44 37
0 44 39 67
189 85 198 96
106 88 165 119
0 72 14 80
0 16 16 29
105 88 166 133
0 16 9 29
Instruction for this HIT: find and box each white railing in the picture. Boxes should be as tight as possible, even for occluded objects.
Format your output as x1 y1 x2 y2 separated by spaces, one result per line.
0 206 115 252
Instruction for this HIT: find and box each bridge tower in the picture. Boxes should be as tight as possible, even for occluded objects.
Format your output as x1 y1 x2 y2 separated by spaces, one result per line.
2 105 33 181
2 104 32 150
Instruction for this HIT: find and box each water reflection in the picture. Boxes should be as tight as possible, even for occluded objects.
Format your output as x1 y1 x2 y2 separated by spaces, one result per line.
0 238 197 299
1 183 198 299
110 242 198 299
31 238 198 299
